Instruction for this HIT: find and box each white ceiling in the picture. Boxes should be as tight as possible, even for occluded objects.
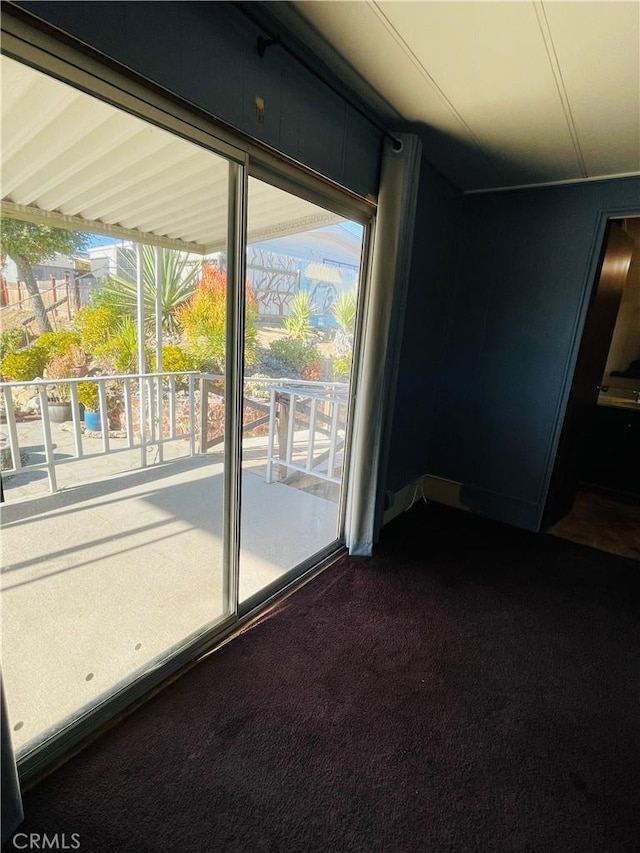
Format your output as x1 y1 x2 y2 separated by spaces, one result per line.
1 56 342 251
292 0 640 192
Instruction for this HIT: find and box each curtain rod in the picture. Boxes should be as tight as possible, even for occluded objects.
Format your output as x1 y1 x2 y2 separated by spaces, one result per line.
233 2 403 151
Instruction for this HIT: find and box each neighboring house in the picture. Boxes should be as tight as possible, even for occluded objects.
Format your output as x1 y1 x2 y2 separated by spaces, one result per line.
87 243 137 283
2 253 76 284
248 222 361 320
1 252 95 313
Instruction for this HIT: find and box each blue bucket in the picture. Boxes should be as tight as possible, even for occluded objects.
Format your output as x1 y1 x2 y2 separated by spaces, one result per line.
84 410 102 431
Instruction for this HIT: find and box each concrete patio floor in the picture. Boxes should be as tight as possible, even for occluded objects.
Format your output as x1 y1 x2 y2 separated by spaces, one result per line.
1 421 339 755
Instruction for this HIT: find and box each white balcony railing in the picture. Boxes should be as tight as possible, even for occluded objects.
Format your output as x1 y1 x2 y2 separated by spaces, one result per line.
266 384 349 485
0 371 199 493
1 374 349 496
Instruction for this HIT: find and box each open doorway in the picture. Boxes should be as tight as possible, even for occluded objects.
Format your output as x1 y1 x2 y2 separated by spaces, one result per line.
545 217 640 558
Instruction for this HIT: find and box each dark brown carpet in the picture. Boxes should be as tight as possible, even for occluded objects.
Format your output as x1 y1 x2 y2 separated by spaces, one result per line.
5 501 640 852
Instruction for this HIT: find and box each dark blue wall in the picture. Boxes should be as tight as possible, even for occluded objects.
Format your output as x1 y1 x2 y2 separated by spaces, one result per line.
386 158 463 493
19 1 382 198
393 176 640 530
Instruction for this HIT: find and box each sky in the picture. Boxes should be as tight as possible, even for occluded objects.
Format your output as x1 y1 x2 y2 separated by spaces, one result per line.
84 233 119 249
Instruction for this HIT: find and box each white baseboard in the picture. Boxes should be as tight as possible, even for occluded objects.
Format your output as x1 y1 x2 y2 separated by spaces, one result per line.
383 475 467 525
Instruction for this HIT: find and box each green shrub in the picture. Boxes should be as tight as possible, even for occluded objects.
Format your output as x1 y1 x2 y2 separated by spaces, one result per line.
0 328 27 360
149 345 194 384
76 381 99 411
269 337 320 376
149 345 195 374
176 264 257 373
176 265 226 373
332 355 352 379
1 345 48 381
74 304 121 354
36 329 81 359
182 336 218 374
108 317 149 374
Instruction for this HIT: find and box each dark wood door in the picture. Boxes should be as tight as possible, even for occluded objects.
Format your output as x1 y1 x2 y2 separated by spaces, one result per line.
543 220 634 526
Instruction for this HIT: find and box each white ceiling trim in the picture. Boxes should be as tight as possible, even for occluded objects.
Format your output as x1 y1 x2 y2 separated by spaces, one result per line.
464 171 640 196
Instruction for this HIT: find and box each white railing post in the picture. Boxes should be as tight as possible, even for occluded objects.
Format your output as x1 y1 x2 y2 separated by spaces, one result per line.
154 248 164 464
286 392 296 466
328 396 340 480
266 387 276 484
147 377 156 445
136 243 147 469
168 375 176 440
37 386 58 493
156 375 164 463
189 374 196 457
69 383 83 459
138 378 147 468
98 380 110 454
124 378 134 449
306 396 317 472
3 387 21 472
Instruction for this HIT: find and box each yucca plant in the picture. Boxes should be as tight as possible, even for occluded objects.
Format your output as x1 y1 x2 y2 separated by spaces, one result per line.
332 289 358 334
97 246 202 332
284 291 315 340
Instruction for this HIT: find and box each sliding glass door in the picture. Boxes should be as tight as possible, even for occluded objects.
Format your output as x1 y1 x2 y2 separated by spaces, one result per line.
238 177 365 606
0 56 237 760
0 51 372 773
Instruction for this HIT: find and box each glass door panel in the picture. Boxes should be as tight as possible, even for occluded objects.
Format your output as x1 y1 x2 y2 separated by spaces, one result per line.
0 57 234 755
239 177 365 604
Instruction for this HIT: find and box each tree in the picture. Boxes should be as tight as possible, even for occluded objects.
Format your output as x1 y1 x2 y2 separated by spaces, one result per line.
0 218 87 333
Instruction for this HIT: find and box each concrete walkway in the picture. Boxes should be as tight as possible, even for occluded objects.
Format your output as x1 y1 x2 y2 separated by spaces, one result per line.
1 423 339 754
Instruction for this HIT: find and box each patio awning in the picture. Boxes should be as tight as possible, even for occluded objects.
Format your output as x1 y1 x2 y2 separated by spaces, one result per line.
1 56 342 255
